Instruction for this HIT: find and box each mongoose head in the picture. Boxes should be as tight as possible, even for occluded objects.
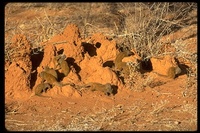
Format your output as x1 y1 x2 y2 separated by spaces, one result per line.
175 66 181 75
104 83 113 96
54 54 66 69
44 66 50 71
167 66 182 79
39 71 46 78
124 50 134 56
58 55 67 64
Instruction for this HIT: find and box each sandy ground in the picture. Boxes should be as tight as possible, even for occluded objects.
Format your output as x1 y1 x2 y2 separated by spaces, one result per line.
4 3 197 131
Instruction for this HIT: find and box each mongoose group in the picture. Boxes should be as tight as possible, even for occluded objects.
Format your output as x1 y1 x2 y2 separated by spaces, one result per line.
115 50 182 79
31 54 73 97
31 49 181 98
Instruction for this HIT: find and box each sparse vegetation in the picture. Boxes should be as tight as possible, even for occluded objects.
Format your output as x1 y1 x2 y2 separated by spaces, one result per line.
5 2 197 131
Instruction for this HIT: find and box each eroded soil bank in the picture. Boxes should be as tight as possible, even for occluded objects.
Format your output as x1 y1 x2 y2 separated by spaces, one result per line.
5 3 197 131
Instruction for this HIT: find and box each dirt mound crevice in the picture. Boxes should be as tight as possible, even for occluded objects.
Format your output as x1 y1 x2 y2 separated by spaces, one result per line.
5 3 197 131
81 42 98 57
30 49 44 89
5 23 195 99
5 24 126 99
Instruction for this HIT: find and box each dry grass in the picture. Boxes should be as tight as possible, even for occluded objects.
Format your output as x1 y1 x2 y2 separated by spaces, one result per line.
5 2 197 131
111 2 197 93
5 99 196 131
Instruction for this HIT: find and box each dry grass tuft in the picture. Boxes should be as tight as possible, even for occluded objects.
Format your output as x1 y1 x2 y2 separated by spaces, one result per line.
5 3 197 131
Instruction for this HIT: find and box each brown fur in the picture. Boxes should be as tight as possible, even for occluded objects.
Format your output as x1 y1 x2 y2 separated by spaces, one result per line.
116 62 129 75
44 66 58 79
39 71 62 93
83 82 113 96
167 66 181 79
30 83 51 98
53 55 62 69
58 56 70 76
39 71 75 93
155 67 182 79
114 51 133 75
53 54 70 76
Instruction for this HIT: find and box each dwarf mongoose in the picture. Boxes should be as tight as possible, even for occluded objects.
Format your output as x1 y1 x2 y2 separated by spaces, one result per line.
116 62 129 75
83 82 113 96
167 66 181 79
53 55 62 69
39 71 75 92
44 66 58 79
114 51 133 74
53 54 70 76
155 66 181 79
39 71 62 93
57 56 70 76
29 83 51 98
114 51 133 66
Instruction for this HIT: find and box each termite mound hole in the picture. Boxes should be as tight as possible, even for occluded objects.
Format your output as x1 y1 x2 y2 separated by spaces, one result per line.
103 61 114 68
140 59 153 73
82 42 97 57
81 42 101 57
66 57 82 81
30 48 44 89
